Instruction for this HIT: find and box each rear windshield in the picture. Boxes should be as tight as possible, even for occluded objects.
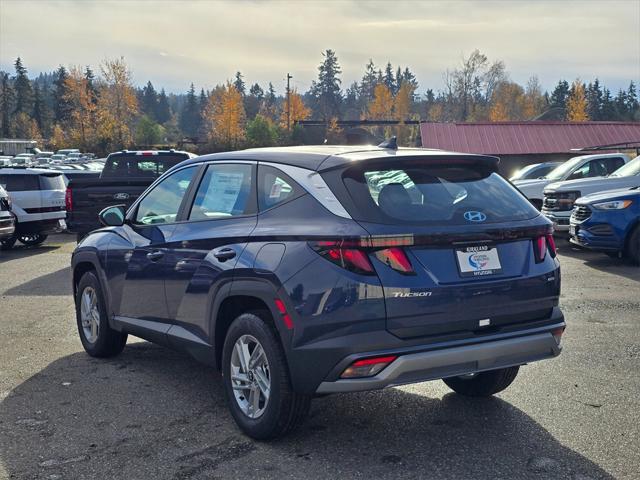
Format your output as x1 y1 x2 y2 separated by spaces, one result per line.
101 154 188 178
341 164 539 225
38 173 65 190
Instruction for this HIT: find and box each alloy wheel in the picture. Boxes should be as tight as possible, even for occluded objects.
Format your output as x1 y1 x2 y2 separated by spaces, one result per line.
230 334 271 419
80 286 100 343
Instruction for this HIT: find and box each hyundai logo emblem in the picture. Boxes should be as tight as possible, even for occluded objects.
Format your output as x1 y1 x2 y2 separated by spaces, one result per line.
464 211 486 222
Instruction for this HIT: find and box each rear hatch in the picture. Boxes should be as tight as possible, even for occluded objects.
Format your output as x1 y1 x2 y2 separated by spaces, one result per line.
322 155 559 339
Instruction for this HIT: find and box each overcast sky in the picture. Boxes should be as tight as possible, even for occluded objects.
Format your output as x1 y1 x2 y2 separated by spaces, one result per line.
1 0 639 95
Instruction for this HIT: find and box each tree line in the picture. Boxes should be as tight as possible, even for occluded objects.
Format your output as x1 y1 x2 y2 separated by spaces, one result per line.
0 50 638 155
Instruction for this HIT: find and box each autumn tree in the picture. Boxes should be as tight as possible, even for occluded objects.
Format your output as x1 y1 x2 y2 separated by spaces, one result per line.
489 82 525 121
325 117 342 144
566 80 589 121
96 58 139 150
523 76 547 119
204 83 246 149
368 84 394 120
64 66 98 150
394 82 415 144
280 90 310 130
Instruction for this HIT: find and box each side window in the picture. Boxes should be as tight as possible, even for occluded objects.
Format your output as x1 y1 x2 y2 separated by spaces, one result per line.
568 163 590 180
605 157 625 173
258 166 302 211
134 166 197 225
0 174 39 191
188 164 254 220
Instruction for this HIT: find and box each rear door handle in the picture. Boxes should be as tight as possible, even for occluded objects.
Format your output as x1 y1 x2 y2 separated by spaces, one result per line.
213 248 236 262
146 250 164 262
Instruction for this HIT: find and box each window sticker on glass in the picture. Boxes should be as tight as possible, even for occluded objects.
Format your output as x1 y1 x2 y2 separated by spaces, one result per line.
269 182 283 199
201 172 245 215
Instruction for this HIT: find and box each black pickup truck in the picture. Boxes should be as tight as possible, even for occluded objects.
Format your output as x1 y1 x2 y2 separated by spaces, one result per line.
66 150 194 239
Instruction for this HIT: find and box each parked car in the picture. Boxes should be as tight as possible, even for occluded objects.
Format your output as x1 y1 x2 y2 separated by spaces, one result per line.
49 154 67 164
514 153 630 210
12 153 36 167
36 151 54 162
569 187 640 263
57 148 80 156
65 152 84 162
66 150 194 240
0 157 13 167
0 185 16 242
509 162 562 182
71 145 565 439
542 156 640 232
0 168 66 248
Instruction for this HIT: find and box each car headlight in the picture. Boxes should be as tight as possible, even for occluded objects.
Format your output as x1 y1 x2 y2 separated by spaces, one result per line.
592 200 633 210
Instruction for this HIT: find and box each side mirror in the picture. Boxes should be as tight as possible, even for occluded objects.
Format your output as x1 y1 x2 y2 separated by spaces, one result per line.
98 205 126 227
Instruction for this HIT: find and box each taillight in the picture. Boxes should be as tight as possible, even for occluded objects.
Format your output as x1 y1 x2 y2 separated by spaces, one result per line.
65 187 72 212
309 238 417 276
546 234 557 258
534 234 556 262
551 326 565 345
373 247 415 275
341 355 397 378
311 241 375 275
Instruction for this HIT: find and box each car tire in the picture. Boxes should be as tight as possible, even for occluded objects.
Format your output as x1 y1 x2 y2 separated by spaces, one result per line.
443 366 519 397
75 271 127 357
0 235 17 250
18 233 47 246
222 311 311 440
626 225 640 266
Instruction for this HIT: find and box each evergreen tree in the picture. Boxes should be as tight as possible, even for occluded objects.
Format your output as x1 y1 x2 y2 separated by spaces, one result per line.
179 83 200 137
0 72 14 137
32 83 45 132
234 71 246 97
396 66 403 92
550 80 570 109
13 57 33 115
360 59 378 104
53 66 71 124
614 89 628 118
383 62 395 94
626 81 638 118
310 49 342 120
586 79 603 120
600 88 616 120
402 67 418 91
246 83 264 120
141 81 158 120
156 89 171 124
84 66 98 105
343 82 360 120
249 83 264 99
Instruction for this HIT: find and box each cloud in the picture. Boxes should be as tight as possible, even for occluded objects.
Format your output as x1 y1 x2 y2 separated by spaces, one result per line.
0 0 638 94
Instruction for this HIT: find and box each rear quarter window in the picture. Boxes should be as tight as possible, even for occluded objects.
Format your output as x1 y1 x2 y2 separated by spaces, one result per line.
339 163 539 225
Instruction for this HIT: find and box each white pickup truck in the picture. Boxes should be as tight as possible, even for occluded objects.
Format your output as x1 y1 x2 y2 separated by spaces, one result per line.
513 153 630 210
542 156 640 232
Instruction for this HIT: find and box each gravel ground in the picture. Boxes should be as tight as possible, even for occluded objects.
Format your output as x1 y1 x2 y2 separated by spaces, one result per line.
1 234 638 480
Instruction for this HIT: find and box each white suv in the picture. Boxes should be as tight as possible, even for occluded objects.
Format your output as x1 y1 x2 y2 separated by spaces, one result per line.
513 153 630 210
0 168 66 248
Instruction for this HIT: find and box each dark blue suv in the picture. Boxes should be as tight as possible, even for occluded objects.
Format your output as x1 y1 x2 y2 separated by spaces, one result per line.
71 146 565 439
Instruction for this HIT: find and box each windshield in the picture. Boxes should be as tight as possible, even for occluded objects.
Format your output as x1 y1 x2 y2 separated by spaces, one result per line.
510 164 538 181
544 157 584 181
340 162 539 225
610 156 640 177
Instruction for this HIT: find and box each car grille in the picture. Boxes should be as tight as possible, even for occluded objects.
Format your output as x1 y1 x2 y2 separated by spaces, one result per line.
0 198 8 211
571 205 591 222
542 193 559 211
543 191 580 212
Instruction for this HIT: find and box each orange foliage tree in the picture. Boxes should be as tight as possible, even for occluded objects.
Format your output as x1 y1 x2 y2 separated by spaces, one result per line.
280 90 310 130
204 83 246 149
566 80 589 121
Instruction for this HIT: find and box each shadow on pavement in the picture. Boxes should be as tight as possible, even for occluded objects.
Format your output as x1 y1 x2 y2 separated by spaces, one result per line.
0 244 61 263
557 242 640 282
0 342 613 479
3 266 72 296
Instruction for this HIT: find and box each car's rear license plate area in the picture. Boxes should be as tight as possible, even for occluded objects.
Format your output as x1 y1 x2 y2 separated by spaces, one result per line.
455 245 502 277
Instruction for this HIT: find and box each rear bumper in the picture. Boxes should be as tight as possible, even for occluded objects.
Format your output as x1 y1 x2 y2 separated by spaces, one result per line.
16 218 66 235
316 331 561 394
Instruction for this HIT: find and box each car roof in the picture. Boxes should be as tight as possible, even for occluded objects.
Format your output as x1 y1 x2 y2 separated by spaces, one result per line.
181 145 500 172
0 167 64 175
570 153 628 161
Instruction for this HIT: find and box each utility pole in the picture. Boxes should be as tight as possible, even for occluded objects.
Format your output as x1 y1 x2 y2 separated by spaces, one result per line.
286 73 292 131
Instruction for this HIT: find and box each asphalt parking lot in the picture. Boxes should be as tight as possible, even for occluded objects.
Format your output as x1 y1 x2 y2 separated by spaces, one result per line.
0 234 638 480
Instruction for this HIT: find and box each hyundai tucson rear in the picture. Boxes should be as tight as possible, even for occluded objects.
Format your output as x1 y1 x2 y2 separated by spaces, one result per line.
72 146 564 440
